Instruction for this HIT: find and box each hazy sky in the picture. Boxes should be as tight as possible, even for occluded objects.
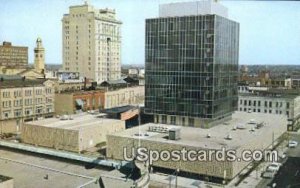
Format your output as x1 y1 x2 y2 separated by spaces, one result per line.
1 0 300 65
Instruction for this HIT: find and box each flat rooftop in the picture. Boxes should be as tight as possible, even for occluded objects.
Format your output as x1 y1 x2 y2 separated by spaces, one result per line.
0 148 133 188
26 113 123 131
110 111 287 150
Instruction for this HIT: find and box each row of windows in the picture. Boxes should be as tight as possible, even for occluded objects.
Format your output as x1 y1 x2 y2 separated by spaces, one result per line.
239 108 290 116
157 115 195 127
239 99 290 108
1 89 52 98
2 98 53 108
2 106 53 118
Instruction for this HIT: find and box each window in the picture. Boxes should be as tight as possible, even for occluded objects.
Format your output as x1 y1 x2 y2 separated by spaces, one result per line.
188 118 194 127
161 115 167 124
258 101 261 107
3 111 10 118
269 101 272 108
287 102 290 109
265 101 268 107
14 110 22 117
182 117 185 126
171 116 176 125
155 115 159 123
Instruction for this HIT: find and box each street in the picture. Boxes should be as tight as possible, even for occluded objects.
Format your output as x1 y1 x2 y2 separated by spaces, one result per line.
256 132 300 188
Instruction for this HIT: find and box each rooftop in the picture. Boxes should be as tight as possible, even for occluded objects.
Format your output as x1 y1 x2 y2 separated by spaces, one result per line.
110 111 287 150
0 79 46 89
159 0 228 18
25 113 123 131
239 88 300 99
103 105 137 114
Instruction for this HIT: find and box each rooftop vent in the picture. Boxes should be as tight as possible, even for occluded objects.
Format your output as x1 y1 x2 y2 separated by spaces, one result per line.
206 133 211 138
225 134 232 140
256 122 265 129
237 124 246 129
148 125 169 133
60 115 69 120
169 128 181 140
249 119 256 124
134 133 149 137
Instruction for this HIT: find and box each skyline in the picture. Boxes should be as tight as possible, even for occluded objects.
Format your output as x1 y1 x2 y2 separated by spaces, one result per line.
1 0 300 65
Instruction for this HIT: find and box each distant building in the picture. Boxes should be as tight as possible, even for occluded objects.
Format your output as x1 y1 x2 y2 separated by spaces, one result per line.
0 79 55 134
62 2 122 83
138 68 145 78
128 68 138 75
145 0 239 127
238 88 300 130
0 42 28 75
0 41 28 69
291 73 300 89
54 85 144 115
107 111 287 182
21 113 125 152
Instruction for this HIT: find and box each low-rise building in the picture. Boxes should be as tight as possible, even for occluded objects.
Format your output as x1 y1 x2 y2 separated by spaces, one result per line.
104 86 144 109
238 89 300 130
107 112 287 182
128 68 138 75
21 113 125 152
0 79 55 134
55 86 144 115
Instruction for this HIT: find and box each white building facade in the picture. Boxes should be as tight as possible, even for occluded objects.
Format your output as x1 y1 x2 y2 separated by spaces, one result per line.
62 2 122 83
238 93 300 130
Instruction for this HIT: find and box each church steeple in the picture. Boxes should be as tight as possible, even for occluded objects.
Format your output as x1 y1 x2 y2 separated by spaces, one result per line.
34 37 45 73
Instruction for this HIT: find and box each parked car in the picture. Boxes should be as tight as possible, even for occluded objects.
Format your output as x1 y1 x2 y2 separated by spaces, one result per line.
288 141 298 148
262 171 276 179
280 152 287 159
266 162 281 172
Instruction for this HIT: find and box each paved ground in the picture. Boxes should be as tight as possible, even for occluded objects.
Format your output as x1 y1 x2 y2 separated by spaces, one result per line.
0 147 134 188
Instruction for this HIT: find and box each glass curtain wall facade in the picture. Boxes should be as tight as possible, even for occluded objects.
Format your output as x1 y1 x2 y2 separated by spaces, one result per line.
145 15 239 122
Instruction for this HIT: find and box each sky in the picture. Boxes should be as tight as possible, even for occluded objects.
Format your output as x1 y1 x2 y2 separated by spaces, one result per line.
0 0 300 65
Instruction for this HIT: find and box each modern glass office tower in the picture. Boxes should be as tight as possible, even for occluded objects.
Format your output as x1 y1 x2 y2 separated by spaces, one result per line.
145 2 239 127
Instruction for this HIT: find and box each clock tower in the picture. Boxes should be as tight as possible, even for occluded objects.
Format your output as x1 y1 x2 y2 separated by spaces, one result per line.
34 37 45 73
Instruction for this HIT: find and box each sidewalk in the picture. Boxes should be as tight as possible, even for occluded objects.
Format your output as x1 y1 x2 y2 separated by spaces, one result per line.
226 141 288 188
